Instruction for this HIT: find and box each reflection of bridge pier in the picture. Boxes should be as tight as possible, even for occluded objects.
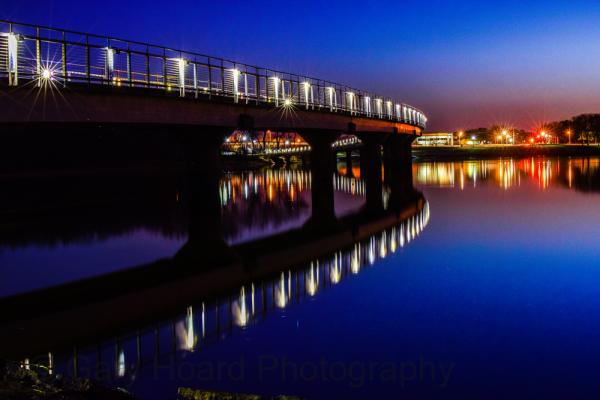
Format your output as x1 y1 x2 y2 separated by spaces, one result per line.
175 126 238 264
301 130 341 226
384 134 419 210
357 133 386 212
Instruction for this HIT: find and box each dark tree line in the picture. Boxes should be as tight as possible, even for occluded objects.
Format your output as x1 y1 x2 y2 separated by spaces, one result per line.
547 114 600 144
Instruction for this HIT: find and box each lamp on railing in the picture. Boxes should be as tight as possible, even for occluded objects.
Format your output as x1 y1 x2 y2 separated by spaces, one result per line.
375 98 383 118
326 87 336 111
105 47 115 83
229 68 240 102
364 96 371 116
177 58 190 97
301 82 311 109
386 100 393 119
270 76 280 106
346 91 355 114
7 32 21 86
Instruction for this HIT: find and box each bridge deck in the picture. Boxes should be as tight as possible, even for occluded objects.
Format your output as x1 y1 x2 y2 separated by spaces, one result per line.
0 19 426 132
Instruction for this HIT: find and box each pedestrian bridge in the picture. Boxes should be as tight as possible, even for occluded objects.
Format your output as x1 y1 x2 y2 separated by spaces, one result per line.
0 20 426 135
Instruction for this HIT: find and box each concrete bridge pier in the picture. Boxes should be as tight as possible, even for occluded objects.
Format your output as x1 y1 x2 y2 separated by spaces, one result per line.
357 133 387 213
345 150 354 177
301 130 341 228
175 126 238 265
384 134 419 210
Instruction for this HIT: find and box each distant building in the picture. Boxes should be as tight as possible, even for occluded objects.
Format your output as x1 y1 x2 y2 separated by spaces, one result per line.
415 132 454 146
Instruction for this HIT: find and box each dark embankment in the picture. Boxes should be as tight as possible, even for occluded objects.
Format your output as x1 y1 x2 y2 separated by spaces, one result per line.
413 145 600 161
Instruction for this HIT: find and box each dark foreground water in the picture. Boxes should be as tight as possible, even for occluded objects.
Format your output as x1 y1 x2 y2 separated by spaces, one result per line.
2 157 600 399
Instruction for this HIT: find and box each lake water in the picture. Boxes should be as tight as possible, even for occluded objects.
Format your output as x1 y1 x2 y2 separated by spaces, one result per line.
2 157 600 399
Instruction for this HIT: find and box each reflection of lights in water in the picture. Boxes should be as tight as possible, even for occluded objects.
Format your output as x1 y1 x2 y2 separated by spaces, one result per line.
390 228 397 253
330 253 342 284
186 306 195 350
117 350 125 377
234 286 249 327
368 238 376 265
276 272 287 308
351 244 361 274
379 231 387 258
306 262 319 296
251 283 255 315
176 306 196 352
399 224 405 247
38 203 432 380
201 303 206 338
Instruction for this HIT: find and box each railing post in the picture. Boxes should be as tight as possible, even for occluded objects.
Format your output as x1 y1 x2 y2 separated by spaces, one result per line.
85 34 91 85
105 47 114 84
244 72 248 104
127 47 132 87
178 56 185 97
162 48 167 92
220 59 225 95
207 57 212 99
145 46 150 87
255 71 260 105
193 62 198 98
61 31 67 87
7 32 18 86
35 28 41 87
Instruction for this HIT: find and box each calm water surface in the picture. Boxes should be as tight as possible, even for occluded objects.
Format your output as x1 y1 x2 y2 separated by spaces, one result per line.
2 157 600 399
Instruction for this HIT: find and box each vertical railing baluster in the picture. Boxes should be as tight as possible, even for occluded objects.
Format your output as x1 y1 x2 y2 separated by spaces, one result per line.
193 62 197 98
220 59 225 96
127 44 132 87
86 34 90 85
146 46 150 87
35 27 41 87
162 48 167 92
255 70 260 105
207 57 212 99
61 31 67 87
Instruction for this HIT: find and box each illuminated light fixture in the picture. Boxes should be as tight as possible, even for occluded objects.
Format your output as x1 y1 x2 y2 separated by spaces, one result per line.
7 33 19 85
301 82 311 108
177 58 186 96
270 76 281 105
105 47 115 81
230 68 240 101
284 98 292 106
41 68 53 80
326 87 335 111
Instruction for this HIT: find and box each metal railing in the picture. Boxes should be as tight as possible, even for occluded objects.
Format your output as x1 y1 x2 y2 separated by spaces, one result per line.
0 20 427 129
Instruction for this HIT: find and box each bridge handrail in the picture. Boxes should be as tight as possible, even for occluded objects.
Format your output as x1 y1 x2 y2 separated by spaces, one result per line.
0 20 427 129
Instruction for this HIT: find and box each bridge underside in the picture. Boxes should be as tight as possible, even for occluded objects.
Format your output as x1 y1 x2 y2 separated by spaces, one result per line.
0 84 421 135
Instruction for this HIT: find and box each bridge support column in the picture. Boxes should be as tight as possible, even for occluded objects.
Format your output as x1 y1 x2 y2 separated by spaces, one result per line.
175 126 238 264
301 130 340 227
357 133 386 212
345 150 354 177
383 133 419 210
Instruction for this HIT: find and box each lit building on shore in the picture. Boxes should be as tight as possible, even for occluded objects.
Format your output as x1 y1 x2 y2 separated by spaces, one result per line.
415 132 454 146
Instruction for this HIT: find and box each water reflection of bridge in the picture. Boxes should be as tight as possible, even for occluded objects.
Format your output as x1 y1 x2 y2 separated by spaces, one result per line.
25 201 429 383
0 155 425 360
414 157 600 192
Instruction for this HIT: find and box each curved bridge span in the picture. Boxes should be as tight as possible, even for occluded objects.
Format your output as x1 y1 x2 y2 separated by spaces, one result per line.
0 20 426 135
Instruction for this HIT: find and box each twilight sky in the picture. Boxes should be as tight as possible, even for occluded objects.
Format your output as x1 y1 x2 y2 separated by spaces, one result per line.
4 0 600 131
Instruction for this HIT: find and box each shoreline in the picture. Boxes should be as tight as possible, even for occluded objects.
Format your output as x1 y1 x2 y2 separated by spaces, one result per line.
412 144 600 161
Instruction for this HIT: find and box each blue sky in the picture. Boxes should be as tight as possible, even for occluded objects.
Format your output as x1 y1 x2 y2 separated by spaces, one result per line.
5 0 600 131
